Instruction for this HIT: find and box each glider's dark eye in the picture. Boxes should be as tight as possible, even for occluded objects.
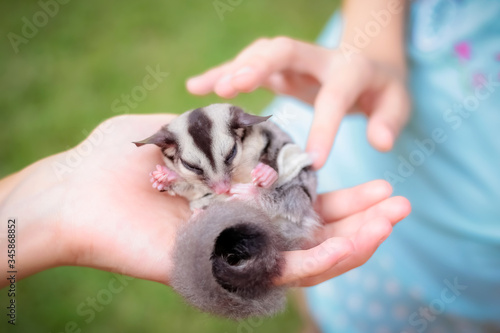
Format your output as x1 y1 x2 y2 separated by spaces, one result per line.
225 143 237 165
181 159 203 175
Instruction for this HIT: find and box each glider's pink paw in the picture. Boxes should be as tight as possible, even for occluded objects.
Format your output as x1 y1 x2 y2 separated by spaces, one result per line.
251 163 278 188
228 183 258 201
149 164 178 191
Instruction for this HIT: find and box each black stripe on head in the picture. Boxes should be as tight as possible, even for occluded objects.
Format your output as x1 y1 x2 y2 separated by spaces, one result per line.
188 108 215 169
258 129 277 171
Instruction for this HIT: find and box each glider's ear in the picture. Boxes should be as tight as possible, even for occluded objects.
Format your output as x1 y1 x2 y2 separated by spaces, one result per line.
230 106 271 128
133 126 177 150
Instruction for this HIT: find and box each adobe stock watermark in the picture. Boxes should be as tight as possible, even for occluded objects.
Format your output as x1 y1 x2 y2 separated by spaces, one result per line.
7 0 72 54
49 273 135 333
339 0 403 63
271 104 298 128
110 64 169 114
405 277 467 333
51 120 115 181
213 0 244 21
51 64 168 180
384 74 500 186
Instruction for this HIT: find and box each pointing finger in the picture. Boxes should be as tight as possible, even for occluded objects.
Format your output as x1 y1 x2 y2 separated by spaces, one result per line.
307 56 373 169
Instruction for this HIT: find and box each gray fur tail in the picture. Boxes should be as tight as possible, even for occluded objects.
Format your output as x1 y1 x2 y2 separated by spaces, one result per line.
170 201 288 319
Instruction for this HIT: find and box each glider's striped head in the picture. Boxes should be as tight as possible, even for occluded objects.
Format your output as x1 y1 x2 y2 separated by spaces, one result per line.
134 104 270 194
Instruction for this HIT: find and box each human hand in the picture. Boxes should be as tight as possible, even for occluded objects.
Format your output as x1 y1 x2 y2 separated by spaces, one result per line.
275 180 411 287
0 114 191 286
186 37 411 169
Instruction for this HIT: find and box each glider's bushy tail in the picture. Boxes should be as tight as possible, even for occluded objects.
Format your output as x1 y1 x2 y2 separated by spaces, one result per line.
171 201 287 319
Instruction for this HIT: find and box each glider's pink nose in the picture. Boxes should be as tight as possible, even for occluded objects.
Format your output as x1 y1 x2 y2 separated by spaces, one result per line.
212 181 231 194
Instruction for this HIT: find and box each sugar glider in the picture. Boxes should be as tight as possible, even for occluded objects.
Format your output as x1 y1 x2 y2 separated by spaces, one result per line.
134 103 320 319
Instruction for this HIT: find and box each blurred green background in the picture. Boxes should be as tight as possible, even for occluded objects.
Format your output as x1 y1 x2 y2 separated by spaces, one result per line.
1 0 339 332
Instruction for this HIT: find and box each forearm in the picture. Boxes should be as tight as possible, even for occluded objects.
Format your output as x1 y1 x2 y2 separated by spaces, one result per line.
340 0 408 75
0 171 25 204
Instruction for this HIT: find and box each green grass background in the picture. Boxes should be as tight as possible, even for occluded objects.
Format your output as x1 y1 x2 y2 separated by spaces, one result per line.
0 0 339 332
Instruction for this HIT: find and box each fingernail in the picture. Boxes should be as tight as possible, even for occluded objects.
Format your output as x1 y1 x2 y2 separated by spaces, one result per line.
234 66 254 77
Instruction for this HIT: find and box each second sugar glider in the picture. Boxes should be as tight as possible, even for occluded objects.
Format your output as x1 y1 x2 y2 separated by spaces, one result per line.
134 103 320 318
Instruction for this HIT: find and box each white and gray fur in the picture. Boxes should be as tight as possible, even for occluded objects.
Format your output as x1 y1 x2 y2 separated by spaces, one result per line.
134 104 320 319
135 104 273 209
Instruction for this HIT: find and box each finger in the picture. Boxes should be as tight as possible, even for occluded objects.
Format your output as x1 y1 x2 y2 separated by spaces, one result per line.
263 71 320 104
230 38 330 94
188 38 330 99
367 82 411 152
358 195 411 227
186 63 231 95
212 38 274 98
316 179 392 221
322 195 411 238
214 38 330 98
273 237 354 286
306 56 373 169
298 217 392 287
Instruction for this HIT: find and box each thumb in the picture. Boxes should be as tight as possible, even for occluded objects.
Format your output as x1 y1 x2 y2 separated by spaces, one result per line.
273 237 353 286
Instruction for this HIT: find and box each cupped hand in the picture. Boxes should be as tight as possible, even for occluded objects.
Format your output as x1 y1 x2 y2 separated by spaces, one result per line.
186 37 411 169
275 180 410 287
1 114 189 286
57 115 195 284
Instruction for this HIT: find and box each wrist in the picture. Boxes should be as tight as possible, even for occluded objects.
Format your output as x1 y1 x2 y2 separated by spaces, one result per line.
0 154 71 287
339 0 407 77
